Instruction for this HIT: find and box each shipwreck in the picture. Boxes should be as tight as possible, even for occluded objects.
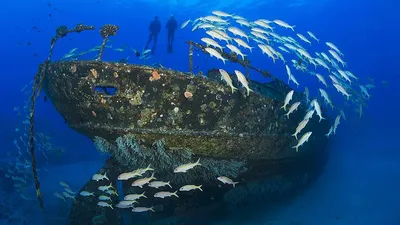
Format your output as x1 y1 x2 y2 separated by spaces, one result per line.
28 24 330 225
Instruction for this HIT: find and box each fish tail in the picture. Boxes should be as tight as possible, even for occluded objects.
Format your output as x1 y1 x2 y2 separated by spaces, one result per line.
196 158 201 166
198 185 203 192
167 181 172 188
285 112 289 119
173 191 179 198
232 86 238 93
150 207 155 212
233 182 239 188
104 172 109 180
291 25 296 31
291 133 297 140
142 191 147 198
110 205 114 210
280 105 286 111
151 172 156 180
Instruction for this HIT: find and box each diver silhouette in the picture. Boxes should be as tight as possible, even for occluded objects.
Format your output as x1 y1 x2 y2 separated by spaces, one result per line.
166 15 178 53
145 16 161 54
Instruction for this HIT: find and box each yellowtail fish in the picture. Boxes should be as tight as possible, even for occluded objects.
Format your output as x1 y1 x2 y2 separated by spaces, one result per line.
179 185 203 192
117 200 137 208
132 207 155 213
226 44 246 60
326 42 344 56
273 19 295 31
98 195 111 201
118 170 142 181
292 131 312 152
333 83 351 100
236 19 252 27
106 189 118 196
79 191 95 197
219 69 238 93
131 172 156 188
304 87 310 104
234 70 253 96
211 10 233 17
329 50 346 67
135 164 154 176
124 192 147 201
59 181 69 188
319 88 333 109
325 126 334 137
148 181 172 189
97 201 113 209
227 27 249 42
201 37 224 51
333 115 341 134
98 183 113 191
181 19 191 29
62 192 75 200
315 74 328 87
296 33 311 45
54 192 66 202
311 99 325 122
281 90 294 111
205 47 227 64
303 110 314 121
174 158 201 173
154 191 179 199
217 176 239 187
284 102 301 119
292 119 309 140
92 172 109 182
116 201 136 209
203 16 228 23
307 31 319 43
233 38 253 52
64 187 75 195
258 44 276 63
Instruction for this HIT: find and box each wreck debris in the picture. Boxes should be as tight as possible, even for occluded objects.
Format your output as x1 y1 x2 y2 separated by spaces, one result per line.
97 24 119 61
28 23 95 211
189 42 193 73
187 41 276 80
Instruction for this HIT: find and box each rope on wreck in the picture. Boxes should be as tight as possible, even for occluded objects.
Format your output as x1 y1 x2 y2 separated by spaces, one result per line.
28 23 95 211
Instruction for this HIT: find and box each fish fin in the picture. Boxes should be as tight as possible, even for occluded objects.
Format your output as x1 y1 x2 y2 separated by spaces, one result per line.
198 185 203 192
231 86 238 93
196 158 201 166
104 172 109 180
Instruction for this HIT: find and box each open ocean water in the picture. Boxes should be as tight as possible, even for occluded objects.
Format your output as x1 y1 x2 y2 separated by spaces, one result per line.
1 0 400 224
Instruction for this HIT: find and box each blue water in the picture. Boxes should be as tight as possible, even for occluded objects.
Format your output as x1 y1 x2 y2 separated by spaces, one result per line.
1 0 400 224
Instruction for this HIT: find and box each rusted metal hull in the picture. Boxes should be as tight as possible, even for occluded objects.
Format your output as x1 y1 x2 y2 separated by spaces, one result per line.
42 60 328 161
41 60 330 224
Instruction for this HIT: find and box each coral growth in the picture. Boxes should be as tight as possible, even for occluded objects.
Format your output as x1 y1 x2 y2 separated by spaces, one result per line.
93 134 248 184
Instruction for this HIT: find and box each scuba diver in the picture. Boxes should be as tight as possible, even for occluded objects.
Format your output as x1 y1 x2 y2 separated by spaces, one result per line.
145 16 161 53
166 15 178 53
